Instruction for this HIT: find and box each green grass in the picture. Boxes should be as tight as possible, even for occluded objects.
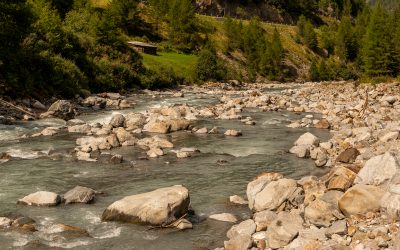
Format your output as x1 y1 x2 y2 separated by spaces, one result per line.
142 52 198 81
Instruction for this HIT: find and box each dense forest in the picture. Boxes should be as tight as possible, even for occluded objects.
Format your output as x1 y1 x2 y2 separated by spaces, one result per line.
1 0 400 99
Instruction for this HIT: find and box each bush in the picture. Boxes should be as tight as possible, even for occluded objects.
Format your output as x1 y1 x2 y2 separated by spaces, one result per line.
195 47 226 82
141 66 183 89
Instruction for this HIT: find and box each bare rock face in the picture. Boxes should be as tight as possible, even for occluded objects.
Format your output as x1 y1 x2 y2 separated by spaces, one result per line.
101 185 190 226
326 166 356 191
305 198 337 227
381 184 400 220
338 184 385 217
224 234 252 250
63 186 97 204
18 191 61 206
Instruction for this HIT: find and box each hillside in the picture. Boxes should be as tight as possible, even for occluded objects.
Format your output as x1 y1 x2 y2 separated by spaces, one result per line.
139 15 318 82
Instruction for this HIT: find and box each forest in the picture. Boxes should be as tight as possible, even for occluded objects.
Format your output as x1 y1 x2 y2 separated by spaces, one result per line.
1 0 400 99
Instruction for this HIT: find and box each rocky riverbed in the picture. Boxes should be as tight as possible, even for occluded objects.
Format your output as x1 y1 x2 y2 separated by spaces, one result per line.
0 81 399 249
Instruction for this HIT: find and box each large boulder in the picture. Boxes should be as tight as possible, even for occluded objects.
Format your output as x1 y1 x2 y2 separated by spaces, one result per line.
354 152 400 188
253 210 277 231
109 114 125 128
227 219 256 239
326 166 356 191
101 185 190 226
143 121 171 134
246 172 283 210
266 211 304 249
381 184 400 220
304 198 337 227
336 148 360 163
224 235 252 250
338 184 385 217
294 132 320 147
63 186 97 204
41 100 75 120
253 178 298 212
18 191 61 206
124 113 146 130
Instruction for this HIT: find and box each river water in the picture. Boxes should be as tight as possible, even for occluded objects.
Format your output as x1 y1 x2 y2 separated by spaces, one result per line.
0 92 329 249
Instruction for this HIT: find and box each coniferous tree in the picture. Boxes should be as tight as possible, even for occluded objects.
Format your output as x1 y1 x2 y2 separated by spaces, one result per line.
303 21 318 50
336 16 358 61
361 3 397 76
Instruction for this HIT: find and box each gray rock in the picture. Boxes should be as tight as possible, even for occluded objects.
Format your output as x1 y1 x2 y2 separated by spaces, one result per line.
209 213 238 223
101 185 190 226
229 195 248 205
294 132 320 147
46 100 75 120
18 191 61 206
68 124 91 134
63 186 97 204
354 152 400 188
289 145 309 158
325 220 347 237
227 219 256 239
338 184 385 217
253 210 277 231
246 173 283 210
109 114 125 128
266 211 304 249
224 234 252 250
305 198 336 227
253 178 298 212
381 184 400 220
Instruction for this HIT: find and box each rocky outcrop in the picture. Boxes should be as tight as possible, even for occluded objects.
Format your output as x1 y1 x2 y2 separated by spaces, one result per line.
101 185 190 226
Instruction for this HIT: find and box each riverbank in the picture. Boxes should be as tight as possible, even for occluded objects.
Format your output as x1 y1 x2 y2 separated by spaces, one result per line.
0 81 399 249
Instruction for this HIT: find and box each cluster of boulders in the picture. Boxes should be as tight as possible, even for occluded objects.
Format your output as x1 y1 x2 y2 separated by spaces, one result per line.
217 153 400 249
17 186 99 206
205 82 400 250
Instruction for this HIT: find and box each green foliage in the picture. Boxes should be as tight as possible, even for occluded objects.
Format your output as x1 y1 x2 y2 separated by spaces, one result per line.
260 28 286 80
167 0 200 52
141 66 183 89
195 46 226 82
336 16 358 61
223 16 243 52
297 15 317 50
361 3 397 76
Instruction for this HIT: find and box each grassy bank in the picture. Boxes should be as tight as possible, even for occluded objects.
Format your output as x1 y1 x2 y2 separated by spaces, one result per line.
142 52 198 82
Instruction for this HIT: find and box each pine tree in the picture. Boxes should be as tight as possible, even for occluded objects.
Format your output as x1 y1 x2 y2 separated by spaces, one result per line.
336 16 358 61
361 3 397 76
309 60 320 81
303 21 318 50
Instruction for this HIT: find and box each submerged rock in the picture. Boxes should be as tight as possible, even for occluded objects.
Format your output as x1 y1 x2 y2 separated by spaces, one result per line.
209 213 238 223
18 191 61 206
101 185 190 226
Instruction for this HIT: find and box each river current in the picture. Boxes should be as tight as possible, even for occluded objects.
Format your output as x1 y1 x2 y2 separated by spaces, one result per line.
0 92 329 249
